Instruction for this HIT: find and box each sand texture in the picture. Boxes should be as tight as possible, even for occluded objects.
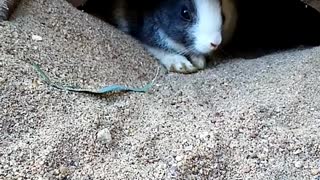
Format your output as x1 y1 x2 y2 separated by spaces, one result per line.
1 0 320 179
304 0 320 12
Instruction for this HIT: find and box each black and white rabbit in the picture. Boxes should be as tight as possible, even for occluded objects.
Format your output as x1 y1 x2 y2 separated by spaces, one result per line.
0 0 237 73
82 0 237 73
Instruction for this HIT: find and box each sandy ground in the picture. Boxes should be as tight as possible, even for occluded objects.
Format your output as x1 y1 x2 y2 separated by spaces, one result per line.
1 0 320 179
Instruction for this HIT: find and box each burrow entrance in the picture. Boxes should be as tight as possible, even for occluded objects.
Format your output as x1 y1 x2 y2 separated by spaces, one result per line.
224 0 320 59
78 0 320 59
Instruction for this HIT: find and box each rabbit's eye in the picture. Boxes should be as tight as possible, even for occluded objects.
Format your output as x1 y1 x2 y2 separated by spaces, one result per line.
180 6 191 21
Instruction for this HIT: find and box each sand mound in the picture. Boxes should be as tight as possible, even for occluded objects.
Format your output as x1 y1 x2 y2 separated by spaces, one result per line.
1 0 320 179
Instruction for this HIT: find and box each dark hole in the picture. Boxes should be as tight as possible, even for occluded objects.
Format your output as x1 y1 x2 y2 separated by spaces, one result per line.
224 0 320 59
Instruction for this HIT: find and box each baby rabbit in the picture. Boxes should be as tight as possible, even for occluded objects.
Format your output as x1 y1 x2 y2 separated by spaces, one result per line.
1 0 237 74
82 0 237 73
